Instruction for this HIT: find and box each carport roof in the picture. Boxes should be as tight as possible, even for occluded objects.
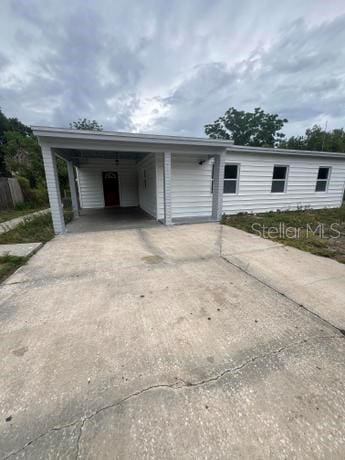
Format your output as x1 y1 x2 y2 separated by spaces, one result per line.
32 126 345 159
32 126 233 154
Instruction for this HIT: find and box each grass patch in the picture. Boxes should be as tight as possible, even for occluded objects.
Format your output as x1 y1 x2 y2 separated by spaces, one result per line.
222 206 345 263
0 207 45 224
0 254 28 283
0 210 74 244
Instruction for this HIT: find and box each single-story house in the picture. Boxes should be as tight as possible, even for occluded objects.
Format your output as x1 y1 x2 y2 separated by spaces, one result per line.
32 126 345 234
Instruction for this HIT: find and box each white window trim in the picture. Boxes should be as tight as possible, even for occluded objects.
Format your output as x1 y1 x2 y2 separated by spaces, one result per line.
223 163 240 194
315 166 332 193
271 164 289 194
143 169 147 189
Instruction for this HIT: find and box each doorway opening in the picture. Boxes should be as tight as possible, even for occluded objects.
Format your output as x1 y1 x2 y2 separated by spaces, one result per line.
102 171 120 207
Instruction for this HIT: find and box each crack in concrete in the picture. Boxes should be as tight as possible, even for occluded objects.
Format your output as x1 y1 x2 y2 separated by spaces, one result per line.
3 334 341 460
2 420 81 460
166 334 341 389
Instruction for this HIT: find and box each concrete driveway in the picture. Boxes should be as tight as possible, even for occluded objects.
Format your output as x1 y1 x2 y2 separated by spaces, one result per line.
1 223 345 459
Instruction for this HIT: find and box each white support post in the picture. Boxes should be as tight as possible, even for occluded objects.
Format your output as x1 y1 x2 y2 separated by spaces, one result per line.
163 152 172 225
41 145 65 234
212 150 226 221
67 160 79 218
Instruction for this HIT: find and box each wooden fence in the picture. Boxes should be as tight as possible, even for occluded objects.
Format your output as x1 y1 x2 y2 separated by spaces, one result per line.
0 177 24 209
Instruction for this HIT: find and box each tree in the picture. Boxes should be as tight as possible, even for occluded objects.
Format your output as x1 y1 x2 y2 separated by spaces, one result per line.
279 125 345 152
3 131 44 188
70 118 103 131
0 109 10 176
205 107 288 147
0 108 34 176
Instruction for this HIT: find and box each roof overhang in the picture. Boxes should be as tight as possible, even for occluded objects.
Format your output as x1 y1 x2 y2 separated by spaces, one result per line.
32 126 345 159
227 144 345 160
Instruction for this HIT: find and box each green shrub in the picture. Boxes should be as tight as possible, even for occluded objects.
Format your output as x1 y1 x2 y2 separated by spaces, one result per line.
15 202 35 211
32 184 48 207
17 176 35 202
16 175 48 207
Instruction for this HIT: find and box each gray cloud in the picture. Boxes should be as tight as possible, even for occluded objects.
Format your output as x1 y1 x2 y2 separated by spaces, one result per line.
148 14 345 136
0 53 9 70
1 0 345 137
1 0 146 129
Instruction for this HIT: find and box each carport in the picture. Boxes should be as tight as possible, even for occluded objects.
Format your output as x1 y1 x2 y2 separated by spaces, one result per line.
32 127 231 234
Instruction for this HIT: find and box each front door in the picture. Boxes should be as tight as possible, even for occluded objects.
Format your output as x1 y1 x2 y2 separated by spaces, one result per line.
102 171 120 207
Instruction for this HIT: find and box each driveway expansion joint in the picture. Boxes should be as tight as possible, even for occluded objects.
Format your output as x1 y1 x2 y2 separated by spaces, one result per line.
220 252 345 336
3 333 341 460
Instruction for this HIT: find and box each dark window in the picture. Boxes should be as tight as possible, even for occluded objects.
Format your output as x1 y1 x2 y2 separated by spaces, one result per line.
223 164 239 194
273 166 287 180
224 165 238 179
271 181 286 193
224 180 237 193
315 167 330 192
315 180 327 192
271 166 288 193
318 167 329 180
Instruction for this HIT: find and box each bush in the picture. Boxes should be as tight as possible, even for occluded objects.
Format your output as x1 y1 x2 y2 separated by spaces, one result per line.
15 202 35 211
32 183 48 206
17 176 34 201
16 175 48 208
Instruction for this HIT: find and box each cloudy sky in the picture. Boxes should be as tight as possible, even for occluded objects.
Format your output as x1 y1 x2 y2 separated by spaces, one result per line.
1 0 345 137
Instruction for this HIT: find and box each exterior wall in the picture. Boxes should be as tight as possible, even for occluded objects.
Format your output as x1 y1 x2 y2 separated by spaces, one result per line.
222 152 345 214
137 154 157 218
156 151 345 220
76 151 345 218
156 153 213 219
77 158 138 208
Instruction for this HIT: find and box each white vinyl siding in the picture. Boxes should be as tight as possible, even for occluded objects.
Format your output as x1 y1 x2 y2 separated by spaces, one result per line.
222 152 345 214
171 154 213 218
156 153 213 219
137 154 157 218
77 158 138 209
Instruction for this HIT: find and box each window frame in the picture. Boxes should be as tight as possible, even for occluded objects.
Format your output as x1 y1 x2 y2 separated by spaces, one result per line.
223 163 240 195
271 165 289 194
315 166 331 193
143 169 147 189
